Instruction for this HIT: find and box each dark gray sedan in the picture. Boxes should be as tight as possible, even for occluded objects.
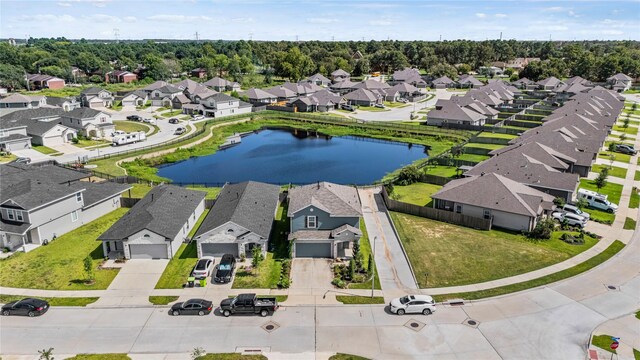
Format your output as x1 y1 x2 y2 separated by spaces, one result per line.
170 298 213 316
2 298 49 317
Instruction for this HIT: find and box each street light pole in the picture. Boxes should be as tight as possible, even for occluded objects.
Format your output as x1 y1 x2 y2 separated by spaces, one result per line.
371 236 377 298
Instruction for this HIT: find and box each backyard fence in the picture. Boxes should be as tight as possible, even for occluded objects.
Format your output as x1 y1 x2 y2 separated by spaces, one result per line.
381 187 492 230
417 173 454 186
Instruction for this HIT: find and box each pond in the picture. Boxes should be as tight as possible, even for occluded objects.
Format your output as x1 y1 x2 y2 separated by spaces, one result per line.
157 128 428 185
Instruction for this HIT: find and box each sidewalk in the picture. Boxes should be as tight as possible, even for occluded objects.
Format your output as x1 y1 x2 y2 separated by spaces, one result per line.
588 313 639 360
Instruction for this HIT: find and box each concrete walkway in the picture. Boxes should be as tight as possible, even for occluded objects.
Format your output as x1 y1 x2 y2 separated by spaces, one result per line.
588 313 639 360
358 187 418 295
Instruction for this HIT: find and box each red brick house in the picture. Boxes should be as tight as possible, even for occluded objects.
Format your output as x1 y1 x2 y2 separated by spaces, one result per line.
105 70 137 83
26 74 66 90
191 68 207 79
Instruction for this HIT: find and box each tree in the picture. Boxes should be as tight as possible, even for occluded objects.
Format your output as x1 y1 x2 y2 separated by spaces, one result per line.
367 253 373 275
397 165 421 185
503 68 515 77
38 348 54 360
348 259 356 280
251 246 264 267
594 168 608 191
553 197 566 207
142 54 170 80
275 47 315 81
352 57 370 77
428 63 457 79
576 197 588 210
528 218 554 240
0 63 26 91
456 63 472 75
83 255 94 282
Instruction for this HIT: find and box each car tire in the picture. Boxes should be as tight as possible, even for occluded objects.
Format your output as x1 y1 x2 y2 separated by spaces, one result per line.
397 309 405 315
198 310 205 316
28 311 35 317
223 310 231 317
260 309 269 317
172 310 180 316
607 209 614 213
422 309 432 315
2 310 9 316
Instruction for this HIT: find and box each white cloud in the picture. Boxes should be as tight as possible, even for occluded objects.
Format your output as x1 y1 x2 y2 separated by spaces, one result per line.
546 25 568 31
85 14 121 23
543 6 565 12
475 13 487 18
147 14 212 22
306 18 338 24
495 13 507 18
568 10 579 18
16 14 75 22
602 30 624 35
123 16 137 23
231 17 254 23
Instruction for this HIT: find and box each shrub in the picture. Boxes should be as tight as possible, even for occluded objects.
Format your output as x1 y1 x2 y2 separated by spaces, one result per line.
71 137 79 144
331 277 346 288
251 246 264 267
396 165 421 185
553 197 565 207
528 218 554 240
348 259 356 281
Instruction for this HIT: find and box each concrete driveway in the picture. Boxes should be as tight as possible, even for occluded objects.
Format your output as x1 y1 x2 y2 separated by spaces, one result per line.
106 259 169 291
290 258 333 290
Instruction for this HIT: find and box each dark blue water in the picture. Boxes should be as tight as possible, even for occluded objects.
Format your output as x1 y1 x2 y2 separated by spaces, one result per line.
157 129 428 185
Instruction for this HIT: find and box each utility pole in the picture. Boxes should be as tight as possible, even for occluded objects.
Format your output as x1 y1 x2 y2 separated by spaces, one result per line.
113 28 119 43
371 236 376 298
500 31 502 41
439 34 442 41
194 32 200 41
249 32 253 41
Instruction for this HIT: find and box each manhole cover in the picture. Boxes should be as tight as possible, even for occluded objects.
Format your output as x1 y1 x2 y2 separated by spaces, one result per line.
261 321 280 333
607 285 617 290
467 320 477 326
403 319 426 332
463 318 480 328
265 325 275 330
410 322 419 328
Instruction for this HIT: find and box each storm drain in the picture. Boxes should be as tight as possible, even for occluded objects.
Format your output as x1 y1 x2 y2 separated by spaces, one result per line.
404 319 426 332
606 285 618 291
261 321 280 333
463 318 480 328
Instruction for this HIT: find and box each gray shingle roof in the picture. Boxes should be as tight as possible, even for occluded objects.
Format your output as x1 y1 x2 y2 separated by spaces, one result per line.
242 88 276 100
81 87 109 96
0 93 32 104
194 181 280 239
344 88 380 102
352 79 390 90
98 184 206 241
16 119 63 136
81 181 131 208
0 178 85 211
0 133 31 142
0 108 65 122
288 182 362 217
331 69 350 77
427 99 485 122
64 107 105 119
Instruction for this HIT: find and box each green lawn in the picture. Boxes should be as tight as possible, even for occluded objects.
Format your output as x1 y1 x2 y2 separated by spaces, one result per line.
357 106 390 112
161 109 184 118
336 295 385 304
348 221 381 290
329 354 370 360
636 171 640 181
0 152 17 163
423 165 460 178
630 187 639 209
114 120 150 133
391 182 442 206
598 151 632 163
592 334 617 354
612 125 639 135
476 132 518 140
0 294 99 306
121 184 220 200
185 186 221 199
591 164 628 179
457 153 490 163
463 143 505 150
0 209 127 290
75 139 111 148
32 145 61 155
391 212 598 288
433 240 624 302
624 217 637 230
384 101 411 108
149 296 179 305
196 354 267 360
232 252 282 289
65 354 131 360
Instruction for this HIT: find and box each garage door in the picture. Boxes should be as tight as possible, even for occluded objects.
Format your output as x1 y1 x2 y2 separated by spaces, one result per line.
201 243 239 257
295 242 332 258
43 135 64 146
129 244 168 259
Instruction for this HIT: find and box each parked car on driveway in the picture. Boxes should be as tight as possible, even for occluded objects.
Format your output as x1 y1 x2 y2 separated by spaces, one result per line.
561 204 590 221
168 118 179 124
374 103 385 108
12 157 31 164
1 298 49 317
614 144 637 155
219 293 278 317
174 127 186 135
341 104 355 112
577 188 618 213
389 295 436 315
214 254 236 283
192 115 205 120
192 256 214 279
143 118 156 124
552 212 587 228
170 299 213 316
126 115 142 121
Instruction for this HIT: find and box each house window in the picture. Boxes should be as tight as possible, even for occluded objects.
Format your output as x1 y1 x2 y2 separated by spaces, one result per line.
483 209 491 219
76 193 82 202
71 210 78 222
0 130 6 137
6 209 15 221
16 211 24 222
306 216 317 228
455 205 462 214
229 101 232 105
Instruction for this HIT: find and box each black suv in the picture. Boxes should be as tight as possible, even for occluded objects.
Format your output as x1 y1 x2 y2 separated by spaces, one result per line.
214 254 236 283
126 115 142 121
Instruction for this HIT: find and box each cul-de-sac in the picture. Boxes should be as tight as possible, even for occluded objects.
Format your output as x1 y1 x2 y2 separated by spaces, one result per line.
0 1 639 359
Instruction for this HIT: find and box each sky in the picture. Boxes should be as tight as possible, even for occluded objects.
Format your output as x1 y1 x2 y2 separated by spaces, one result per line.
1 0 639 41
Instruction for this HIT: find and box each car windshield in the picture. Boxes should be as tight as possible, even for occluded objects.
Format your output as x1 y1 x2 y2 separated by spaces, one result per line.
218 264 231 271
195 260 208 270
399 296 410 304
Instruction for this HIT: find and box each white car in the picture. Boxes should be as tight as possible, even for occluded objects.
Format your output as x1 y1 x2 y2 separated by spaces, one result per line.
192 115 205 120
561 204 590 221
389 295 436 315
191 256 215 279
143 118 156 125
111 130 126 136
552 212 587 228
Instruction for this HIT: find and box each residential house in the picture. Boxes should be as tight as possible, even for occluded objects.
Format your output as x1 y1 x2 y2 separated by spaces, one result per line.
149 84 183 107
120 90 148 107
305 73 332 87
0 94 47 110
191 68 207 79
431 76 456 89
385 82 423 102
60 108 115 139
204 77 240 92
287 182 362 258
80 87 114 108
607 73 633 92
506 57 541 71
352 79 391 91
265 85 298 101
1 163 130 252
289 89 344 112
195 92 252 118
329 79 358 95
17 119 77 147
46 96 80 111
281 82 322 97
511 77 534 89
175 79 210 100
331 69 350 82
536 77 564 91
171 94 191 110
344 88 382 107
141 81 169 94
431 173 555 232
426 99 487 126
241 88 277 105
105 70 137 83
451 95 500 120
0 118 31 151
26 74 65 90
457 75 484 88
194 181 279 258
389 68 427 87
98 184 206 259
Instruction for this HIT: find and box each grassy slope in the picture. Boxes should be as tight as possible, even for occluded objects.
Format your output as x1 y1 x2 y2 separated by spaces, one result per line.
391 212 598 288
392 183 442 207
114 121 150 133
0 208 127 290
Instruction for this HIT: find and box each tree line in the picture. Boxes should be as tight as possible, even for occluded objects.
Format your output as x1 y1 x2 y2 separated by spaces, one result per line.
0 38 638 91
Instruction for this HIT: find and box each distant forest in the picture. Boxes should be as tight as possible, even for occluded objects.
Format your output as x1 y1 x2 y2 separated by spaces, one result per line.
1 38 639 90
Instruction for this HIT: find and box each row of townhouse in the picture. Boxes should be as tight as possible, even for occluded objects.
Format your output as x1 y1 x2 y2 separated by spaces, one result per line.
430 86 625 232
0 163 130 253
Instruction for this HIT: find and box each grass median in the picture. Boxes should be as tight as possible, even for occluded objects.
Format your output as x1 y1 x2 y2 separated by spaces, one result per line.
0 294 99 307
432 240 625 302
149 296 179 305
336 295 385 304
